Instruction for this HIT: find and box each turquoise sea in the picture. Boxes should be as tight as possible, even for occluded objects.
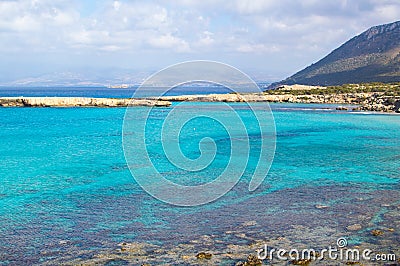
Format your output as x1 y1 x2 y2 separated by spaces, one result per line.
0 90 399 264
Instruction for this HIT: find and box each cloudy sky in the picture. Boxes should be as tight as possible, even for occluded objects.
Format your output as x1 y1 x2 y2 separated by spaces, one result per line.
0 0 399 83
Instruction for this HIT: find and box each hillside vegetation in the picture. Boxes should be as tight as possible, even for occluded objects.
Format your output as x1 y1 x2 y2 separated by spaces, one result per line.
265 82 400 96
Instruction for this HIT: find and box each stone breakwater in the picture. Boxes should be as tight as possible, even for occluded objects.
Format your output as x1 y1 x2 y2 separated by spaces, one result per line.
0 97 171 107
155 92 400 113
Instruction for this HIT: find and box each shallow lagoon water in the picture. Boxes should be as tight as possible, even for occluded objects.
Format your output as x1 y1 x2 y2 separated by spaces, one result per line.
0 103 399 265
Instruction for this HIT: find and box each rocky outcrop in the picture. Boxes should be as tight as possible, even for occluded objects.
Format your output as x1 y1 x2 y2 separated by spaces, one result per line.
154 92 371 105
351 94 400 112
152 93 293 102
395 100 400 113
0 97 171 107
152 93 251 102
262 92 400 112
155 92 400 113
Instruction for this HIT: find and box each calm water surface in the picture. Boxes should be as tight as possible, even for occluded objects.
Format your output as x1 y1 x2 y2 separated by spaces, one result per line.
0 101 399 264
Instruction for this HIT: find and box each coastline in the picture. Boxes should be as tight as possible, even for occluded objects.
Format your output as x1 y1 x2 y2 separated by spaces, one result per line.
153 91 400 113
0 96 171 107
1 89 399 113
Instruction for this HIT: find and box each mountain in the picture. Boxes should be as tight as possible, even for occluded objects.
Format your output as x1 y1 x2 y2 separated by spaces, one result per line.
1 69 274 88
271 21 400 87
1 70 152 87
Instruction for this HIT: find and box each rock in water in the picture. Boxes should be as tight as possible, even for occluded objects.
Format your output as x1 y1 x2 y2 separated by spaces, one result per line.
236 254 262 266
195 252 212 259
394 100 400 113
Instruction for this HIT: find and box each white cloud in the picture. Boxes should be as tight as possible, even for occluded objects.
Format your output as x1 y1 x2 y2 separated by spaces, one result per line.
198 31 214 46
148 34 190 52
237 43 280 53
231 0 277 15
0 0 399 80
99 45 122 52
113 1 121 11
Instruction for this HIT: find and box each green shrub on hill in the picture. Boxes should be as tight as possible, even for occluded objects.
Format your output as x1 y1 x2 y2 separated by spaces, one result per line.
264 82 400 96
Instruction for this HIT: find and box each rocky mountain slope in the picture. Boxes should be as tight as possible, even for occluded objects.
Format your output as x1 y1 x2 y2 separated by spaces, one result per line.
272 21 400 87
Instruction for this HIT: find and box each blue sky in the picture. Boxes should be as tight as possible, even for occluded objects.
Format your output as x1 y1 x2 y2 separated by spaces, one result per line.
0 0 399 84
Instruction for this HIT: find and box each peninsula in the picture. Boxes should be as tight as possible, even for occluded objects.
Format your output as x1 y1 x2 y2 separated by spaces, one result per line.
0 97 171 107
152 83 400 113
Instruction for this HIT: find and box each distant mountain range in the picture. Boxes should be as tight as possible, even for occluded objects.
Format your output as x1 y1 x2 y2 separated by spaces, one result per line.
0 70 151 87
271 20 400 87
0 70 274 88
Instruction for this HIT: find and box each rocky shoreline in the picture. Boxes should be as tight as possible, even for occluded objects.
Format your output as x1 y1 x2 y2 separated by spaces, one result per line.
1 92 399 113
260 92 400 113
155 92 400 113
0 97 171 107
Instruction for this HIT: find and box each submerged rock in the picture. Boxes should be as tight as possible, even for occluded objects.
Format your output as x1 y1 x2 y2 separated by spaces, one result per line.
371 229 384 236
242 220 258 227
235 254 262 266
347 224 362 231
315 204 329 209
195 252 212 259
394 100 400 113
290 258 312 265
